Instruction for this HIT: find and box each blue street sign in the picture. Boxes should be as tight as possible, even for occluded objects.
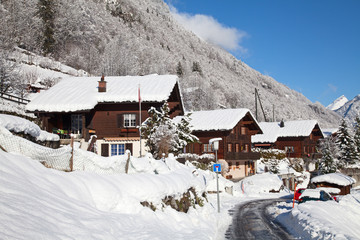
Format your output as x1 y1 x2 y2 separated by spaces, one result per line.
213 163 221 173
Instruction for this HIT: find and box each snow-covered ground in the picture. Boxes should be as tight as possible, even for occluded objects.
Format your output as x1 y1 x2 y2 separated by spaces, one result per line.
268 189 360 239
1 114 360 239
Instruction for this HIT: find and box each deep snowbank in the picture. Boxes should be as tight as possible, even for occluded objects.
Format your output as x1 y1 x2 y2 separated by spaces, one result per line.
0 150 232 239
273 191 360 239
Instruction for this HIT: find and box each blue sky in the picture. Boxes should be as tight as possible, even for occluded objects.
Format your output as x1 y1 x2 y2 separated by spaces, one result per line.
166 0 360 107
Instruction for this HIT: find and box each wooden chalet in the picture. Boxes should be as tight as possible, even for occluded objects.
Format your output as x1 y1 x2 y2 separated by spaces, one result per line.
175 108 263 180
252 120 324 159
26 74 184 157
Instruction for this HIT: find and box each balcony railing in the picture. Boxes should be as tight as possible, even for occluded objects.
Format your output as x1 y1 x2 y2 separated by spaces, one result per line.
225 152 261 160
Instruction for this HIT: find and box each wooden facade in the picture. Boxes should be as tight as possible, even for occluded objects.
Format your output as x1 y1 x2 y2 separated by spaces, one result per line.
312 182 351 195
186 112 262 180
253 121 324 159
34 82 183 157
275 125 323 158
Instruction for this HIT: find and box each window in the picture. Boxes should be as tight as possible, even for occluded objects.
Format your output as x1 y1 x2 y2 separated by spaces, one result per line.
245 144 249 153
235 143 240 152
123 114 136 127
285 146 294 153
111 144 125 156
241 127 246 135
71 114 82 134
227 143 232 152
203 144 212 152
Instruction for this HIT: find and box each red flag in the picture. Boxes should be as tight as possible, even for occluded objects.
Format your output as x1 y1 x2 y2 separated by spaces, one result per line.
138 84 141 103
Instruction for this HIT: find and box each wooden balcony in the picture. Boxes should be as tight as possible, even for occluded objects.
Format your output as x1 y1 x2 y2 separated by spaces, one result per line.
225 152 261 160
227 134 250 141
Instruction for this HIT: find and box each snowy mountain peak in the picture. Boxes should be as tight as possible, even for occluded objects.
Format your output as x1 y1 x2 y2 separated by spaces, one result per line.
335 94 360 127
327 95 349 111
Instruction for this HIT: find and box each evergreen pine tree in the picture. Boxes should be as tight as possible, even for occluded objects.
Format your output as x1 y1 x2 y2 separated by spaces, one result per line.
318 138 337 174
353 116 360 161
336 119 357 166
176 61 183 77
176 113 198 147
141 103 197 159
37 0 56 55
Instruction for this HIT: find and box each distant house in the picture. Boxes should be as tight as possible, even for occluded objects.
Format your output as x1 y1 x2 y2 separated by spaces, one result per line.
27 83 47 93
26 74 184 157
175 108 263 180
321 128 338 138
252 120 324 159
311 172 356 195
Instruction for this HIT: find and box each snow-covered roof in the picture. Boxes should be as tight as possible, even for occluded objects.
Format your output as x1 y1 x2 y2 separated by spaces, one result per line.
26 74 179 112
174 108 260 132
321 128 338 138
252 120 322 143
311 173 356 186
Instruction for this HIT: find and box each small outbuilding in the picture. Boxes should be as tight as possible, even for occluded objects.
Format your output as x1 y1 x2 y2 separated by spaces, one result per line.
311 172 356 195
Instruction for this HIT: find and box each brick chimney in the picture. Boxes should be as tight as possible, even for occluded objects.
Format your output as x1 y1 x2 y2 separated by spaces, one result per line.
98 75 107 92
280 120 285 128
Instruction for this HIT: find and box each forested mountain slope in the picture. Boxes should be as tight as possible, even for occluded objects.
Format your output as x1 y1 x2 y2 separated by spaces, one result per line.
0 0 341 127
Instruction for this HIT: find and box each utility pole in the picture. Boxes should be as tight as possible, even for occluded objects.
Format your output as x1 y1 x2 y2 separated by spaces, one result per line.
254 88 267 122
255 88 258 120
210 138 222 213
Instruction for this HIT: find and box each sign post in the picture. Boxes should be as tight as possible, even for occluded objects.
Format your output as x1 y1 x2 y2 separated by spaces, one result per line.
210 138 222 213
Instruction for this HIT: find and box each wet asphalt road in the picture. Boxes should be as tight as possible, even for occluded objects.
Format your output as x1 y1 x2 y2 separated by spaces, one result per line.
225 198 295 240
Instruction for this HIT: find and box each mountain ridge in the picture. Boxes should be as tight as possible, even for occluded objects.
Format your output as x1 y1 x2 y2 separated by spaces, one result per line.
0 0 341 128
335 94 360 126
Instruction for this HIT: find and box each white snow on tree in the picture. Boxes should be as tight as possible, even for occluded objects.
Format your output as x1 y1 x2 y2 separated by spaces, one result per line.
336 119 357 166
353 116 360 160
141 103 198 159
318 137 338 174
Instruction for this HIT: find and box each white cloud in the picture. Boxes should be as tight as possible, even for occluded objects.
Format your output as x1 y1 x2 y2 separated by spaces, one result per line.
327 83 337 93
169 6 248 53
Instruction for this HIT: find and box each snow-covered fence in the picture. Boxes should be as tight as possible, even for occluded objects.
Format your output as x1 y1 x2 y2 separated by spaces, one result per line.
0 92 30 105
0 126 182 175
0 126 71 171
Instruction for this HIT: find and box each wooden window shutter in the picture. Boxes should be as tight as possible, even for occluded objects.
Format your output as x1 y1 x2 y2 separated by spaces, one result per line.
136 113 140 126
117 114 123 128
101 143 109 157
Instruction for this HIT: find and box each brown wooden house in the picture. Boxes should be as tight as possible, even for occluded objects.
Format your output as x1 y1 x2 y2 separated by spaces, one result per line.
26 74 184 157
175 108 263 180
252 120 324 159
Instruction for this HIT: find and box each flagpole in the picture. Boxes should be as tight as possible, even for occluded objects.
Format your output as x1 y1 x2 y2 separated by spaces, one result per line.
139 84 142 157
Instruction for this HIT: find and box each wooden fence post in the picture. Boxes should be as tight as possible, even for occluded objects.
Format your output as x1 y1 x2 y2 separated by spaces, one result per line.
125 151 131 174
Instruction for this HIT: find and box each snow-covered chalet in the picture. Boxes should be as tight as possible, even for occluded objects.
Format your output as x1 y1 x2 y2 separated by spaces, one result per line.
252 120 324 159
26 74 184 157
175 108 263 180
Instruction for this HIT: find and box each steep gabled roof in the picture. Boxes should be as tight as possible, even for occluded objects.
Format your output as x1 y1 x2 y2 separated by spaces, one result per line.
252 120 323 143
26 74 179 113
174 108 261 132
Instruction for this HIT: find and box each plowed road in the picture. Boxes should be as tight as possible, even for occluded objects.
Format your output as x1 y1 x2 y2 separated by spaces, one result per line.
225 198 295 240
